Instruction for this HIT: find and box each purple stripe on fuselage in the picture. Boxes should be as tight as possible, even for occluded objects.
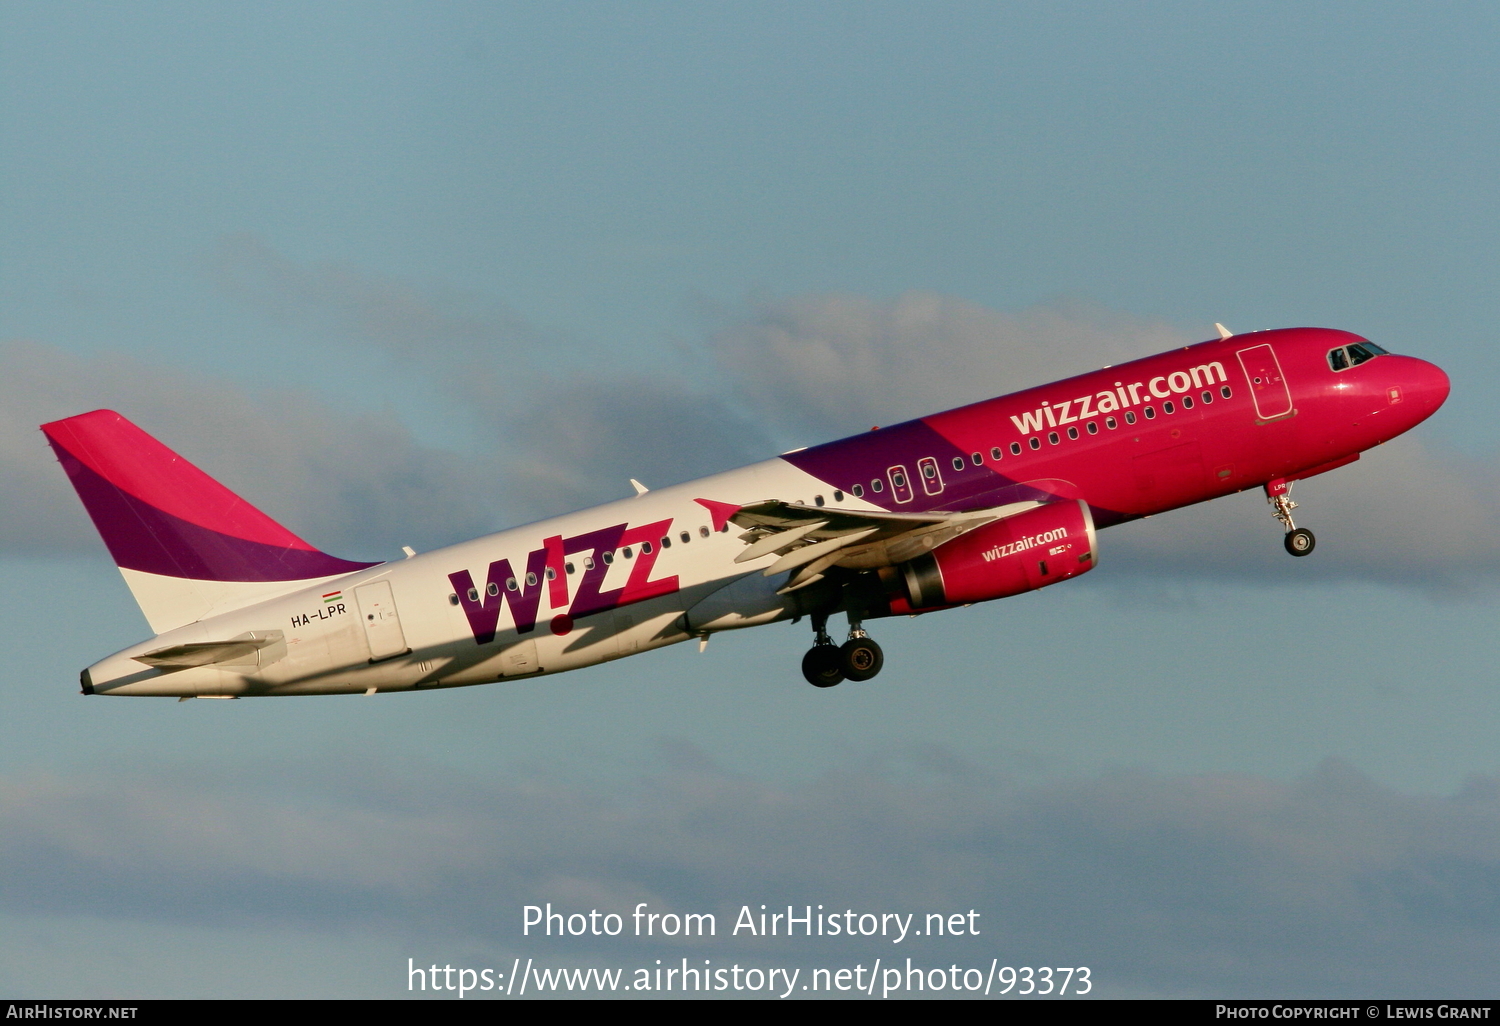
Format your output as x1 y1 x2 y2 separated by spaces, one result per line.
778 417 1134 526
55 447 377 582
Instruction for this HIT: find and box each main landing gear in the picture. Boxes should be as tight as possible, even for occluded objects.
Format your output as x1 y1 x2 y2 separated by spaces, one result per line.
1266 479 1316 557
801 611 884 688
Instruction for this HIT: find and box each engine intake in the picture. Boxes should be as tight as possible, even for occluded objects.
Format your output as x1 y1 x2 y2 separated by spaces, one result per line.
879 499 1097 612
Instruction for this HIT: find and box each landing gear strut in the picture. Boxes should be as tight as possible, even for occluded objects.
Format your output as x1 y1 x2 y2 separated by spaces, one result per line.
1267 480 1315 557
801 611 884 687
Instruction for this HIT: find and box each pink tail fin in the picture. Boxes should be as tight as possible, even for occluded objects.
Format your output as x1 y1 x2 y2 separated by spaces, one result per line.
43 410 376 631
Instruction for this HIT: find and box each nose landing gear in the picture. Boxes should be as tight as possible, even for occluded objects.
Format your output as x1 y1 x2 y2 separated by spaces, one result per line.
1267 479 1315 557
801 611 884 687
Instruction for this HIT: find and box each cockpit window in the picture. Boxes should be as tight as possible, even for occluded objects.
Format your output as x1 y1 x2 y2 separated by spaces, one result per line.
1328 342 1388 372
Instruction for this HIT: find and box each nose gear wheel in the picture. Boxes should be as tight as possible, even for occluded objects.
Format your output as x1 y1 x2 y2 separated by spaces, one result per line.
1267 481 1316 558
1284 527 1315 556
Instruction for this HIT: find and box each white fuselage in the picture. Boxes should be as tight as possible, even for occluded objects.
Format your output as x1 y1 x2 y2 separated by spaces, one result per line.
87 457 864 697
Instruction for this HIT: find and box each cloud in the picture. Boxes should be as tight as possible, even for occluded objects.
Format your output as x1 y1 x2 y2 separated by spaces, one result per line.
210 233 773 516
3 752 1499 995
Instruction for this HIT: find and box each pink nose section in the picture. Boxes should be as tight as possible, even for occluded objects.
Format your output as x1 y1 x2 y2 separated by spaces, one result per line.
1411 358 1451 410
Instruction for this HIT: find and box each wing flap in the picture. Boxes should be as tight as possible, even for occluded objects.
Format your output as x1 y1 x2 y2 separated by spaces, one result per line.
724 499 1045 575
763 527 879 576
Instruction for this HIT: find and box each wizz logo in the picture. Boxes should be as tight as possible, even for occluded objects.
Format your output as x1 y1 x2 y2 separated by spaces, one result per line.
447 519 679 644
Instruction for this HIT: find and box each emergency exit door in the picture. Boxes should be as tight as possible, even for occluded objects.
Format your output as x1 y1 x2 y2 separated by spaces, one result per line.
355 580 409 661
1235 344 1294 421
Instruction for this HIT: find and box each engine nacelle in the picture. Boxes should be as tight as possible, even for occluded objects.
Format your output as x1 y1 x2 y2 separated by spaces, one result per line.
877 499 1097 613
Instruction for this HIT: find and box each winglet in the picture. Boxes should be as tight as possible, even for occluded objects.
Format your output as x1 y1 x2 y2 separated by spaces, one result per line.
1215 322 1233 339
630 478 649 496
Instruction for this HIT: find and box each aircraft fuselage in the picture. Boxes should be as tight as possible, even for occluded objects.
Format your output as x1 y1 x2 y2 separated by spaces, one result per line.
71 327 1449 697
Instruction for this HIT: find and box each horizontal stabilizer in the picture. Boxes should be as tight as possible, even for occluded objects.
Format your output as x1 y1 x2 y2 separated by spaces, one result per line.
134 631 285 671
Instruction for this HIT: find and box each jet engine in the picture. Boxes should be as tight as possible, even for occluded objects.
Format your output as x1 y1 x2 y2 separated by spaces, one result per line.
875 499 1097 614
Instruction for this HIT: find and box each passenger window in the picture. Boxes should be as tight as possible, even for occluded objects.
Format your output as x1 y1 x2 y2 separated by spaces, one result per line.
1221 386 1232 399
545 567 557 580
952 457 965 471
525 572 538 586
1182 396 1193 409
893 471 907 487
871 479 884 493
1106 417 1117 429
1163 401 1174 414
852 484 864 497
1144 406 1156 419
584 556 595 570
680 531 690 544
1328 348 1349 371
565 562 576 574
642 541 653 554
1048 431 1060 444
602 552 614 565
467 587 480 602
1067 426 1079 439
660 536 670 549
449 593 459 606
833 490 844 502
1201 390 1213 403
1125 411 1137 424
814 495 825 506
991 447 1003 461
699 526 711 537
1087 421 1098 434
506 577 519 591
487 582 500 597
1029 437 1041 450
972 452 984 466
1010 442 1022 455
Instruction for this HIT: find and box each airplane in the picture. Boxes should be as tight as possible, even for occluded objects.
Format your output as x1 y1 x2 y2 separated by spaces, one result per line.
45 325 1448 698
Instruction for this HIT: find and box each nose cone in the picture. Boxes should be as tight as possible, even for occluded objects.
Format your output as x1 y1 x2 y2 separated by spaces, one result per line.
1406 357 1451 412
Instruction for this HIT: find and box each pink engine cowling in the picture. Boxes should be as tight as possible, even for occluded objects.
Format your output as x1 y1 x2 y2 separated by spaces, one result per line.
877 499 1097 613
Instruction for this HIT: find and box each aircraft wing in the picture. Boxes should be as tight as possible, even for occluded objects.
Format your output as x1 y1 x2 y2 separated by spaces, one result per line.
727 499 1042 593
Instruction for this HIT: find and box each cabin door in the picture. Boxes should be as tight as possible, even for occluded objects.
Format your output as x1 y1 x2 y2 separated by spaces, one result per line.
355 580 409 661
1235 344 1295 421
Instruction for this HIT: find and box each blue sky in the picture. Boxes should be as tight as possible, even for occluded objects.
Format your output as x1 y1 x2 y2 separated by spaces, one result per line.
3 1 1500 998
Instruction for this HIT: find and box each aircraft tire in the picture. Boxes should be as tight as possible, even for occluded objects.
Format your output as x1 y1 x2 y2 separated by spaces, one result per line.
840 637 884 682
802 645 845 688
1284 528 1316 557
